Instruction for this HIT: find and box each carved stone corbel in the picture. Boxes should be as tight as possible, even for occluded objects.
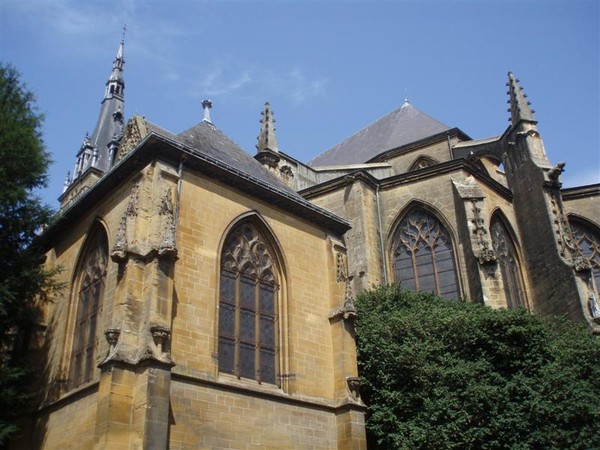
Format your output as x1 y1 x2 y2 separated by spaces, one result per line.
101 328 122 364
150 325 171 358
345 376 362 404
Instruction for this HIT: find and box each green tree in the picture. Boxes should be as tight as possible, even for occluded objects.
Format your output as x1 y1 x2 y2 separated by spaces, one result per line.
356 285 600 450
0 64 55 444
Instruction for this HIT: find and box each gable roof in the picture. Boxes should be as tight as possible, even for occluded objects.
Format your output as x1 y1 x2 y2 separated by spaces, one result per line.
309 101 450 167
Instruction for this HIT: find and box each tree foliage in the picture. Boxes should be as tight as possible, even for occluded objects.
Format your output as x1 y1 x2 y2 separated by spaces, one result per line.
0 64 56 443
356 285 600 450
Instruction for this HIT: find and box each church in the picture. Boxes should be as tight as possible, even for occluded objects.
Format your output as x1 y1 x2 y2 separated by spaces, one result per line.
13 36 599 449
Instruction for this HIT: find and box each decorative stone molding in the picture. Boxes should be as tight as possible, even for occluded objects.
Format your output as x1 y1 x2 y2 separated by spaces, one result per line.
329 244 356 321
572 256 592 273
549 193 577 261
116 115 148 162
453 177 497 266
158 188 177 257
111 183 140 262
589 293 600 323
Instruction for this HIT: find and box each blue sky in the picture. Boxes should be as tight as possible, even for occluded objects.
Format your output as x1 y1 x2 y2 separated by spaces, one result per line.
1 1 598 207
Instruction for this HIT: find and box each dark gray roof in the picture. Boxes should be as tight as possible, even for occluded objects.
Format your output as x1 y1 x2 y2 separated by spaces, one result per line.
176 120 302 198
309 102 450 167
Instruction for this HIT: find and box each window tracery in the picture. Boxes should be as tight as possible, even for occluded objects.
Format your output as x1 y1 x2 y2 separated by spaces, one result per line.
391 208 459 298
219 222 279 385
490 217 526 308
70 226 108 388
570 219 600 290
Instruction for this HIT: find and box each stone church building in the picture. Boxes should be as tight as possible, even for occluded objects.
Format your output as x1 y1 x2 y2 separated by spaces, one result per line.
13 39 599 449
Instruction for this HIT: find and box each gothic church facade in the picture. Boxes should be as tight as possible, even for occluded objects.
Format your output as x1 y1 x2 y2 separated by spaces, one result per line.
13 39 600 449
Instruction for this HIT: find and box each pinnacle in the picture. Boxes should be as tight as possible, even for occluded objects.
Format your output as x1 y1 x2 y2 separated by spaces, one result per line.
506 72 536 127
256 102 279 154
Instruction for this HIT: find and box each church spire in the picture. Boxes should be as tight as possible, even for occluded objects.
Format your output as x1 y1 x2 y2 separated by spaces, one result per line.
256 102 279 153
65 31 126 191
506 72 536 127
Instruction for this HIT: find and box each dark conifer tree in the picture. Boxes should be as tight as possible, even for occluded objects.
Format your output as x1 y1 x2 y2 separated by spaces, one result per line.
0 64 56 444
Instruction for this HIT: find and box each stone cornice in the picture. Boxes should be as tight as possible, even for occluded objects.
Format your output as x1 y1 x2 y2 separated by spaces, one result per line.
300 159 513 202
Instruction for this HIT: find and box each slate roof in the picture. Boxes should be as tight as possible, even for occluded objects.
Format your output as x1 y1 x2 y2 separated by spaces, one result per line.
176 120 303 198
309 101 450 167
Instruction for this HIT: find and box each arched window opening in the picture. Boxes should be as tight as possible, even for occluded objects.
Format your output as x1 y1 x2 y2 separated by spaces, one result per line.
391 208 459 299
490 216 526 308
408 156 438 172
70 225 108 388
219 222 279 385
570 218 600 290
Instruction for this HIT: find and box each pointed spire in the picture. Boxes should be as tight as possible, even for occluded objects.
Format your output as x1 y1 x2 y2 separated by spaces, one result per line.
506 72 536 127
105 35 125 99
256 102 279 153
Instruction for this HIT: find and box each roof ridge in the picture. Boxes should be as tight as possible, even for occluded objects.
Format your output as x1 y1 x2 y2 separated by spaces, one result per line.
309 102 450 167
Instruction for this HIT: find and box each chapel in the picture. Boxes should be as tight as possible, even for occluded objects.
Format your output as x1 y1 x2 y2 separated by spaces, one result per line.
12 37 599 449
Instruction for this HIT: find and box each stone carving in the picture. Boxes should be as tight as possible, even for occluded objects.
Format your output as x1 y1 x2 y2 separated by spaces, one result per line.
452 178 496 267
150 326 171 355
330 248 356 321
471 201 497 265
547 161 565 185
346 376 362 403
111 183 140 262
549 193 576 260
116 115 148 162
104 328 121 351
280 164 294 178
158 188 177 257
589 293 600 323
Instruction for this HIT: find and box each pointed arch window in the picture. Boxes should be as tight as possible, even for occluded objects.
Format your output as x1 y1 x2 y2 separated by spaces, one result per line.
218 222 279 385
391 208 459 298
490 216 526 308
570 218 600 290
70 225 108 388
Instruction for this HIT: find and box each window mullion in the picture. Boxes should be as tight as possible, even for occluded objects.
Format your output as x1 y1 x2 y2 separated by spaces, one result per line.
234 272 241 378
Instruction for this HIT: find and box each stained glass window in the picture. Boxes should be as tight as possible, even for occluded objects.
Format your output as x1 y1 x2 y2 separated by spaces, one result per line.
570 218 600 291
391 208 459 298
219 222 279 385
490 217 526 308
70 226 108 388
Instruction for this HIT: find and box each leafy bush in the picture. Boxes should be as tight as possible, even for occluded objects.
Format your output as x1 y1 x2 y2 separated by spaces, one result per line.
356 285 600 450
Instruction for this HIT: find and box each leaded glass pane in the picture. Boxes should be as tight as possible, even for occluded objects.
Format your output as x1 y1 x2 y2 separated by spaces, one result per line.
392 208 459 299
260 316 275 350
218 222 280 384
240 309 255 343
491 217 526 308
239 342 255 379
70 226 107 388
218 337 234 374
260 348 276 384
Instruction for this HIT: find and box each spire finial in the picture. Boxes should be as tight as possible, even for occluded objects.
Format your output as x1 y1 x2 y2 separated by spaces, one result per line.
202 99 213 123
256 101 280 154
122 24 126 44
506 72 536 127
402 88 410 107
